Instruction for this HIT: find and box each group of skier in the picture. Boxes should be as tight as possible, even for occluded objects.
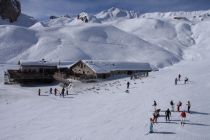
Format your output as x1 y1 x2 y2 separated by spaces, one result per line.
175 74 189 85
149 100 191 133
38 87 69 98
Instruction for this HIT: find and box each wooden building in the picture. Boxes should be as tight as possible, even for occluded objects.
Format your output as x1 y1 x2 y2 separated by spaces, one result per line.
5 60 58 84
5 59 153 84
69 60 152 80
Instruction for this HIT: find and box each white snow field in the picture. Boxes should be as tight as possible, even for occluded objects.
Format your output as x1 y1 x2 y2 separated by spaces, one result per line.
0 8 210 140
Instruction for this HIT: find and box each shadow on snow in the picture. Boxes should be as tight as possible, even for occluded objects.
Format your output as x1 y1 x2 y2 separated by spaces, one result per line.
152 131 176 134
190 111 210 115
157 121 179 124
184 122 210 126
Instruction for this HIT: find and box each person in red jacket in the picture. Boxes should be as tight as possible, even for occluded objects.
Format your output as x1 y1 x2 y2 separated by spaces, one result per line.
180 111 187 126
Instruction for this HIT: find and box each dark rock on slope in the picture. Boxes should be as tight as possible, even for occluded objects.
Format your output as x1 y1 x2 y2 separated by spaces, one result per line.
0 0 21 22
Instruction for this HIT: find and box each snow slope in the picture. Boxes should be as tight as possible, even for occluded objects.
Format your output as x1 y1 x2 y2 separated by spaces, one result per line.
4 22 180 67
2 8 209 67
0 14 37 27
0 8 210 139
0 25 38 62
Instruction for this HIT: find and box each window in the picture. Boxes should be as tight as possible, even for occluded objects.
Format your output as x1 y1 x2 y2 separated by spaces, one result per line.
39 68 43 73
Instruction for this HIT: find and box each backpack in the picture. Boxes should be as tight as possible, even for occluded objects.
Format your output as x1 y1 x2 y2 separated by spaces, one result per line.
181 112 186 118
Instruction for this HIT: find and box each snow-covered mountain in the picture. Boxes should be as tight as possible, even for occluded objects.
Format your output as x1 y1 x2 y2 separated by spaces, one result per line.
95 7 139 21
1 8 210 140
0 8 210 69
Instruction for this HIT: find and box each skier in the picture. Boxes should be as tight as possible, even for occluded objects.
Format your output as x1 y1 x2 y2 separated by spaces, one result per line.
177 101 182 112
152 100 157 111
66 89 69 95
130 75 133 80
184 77 189 84
178 74 181 81
165 108 171 122
61 87 65 98
127 81 130 89
153 109 160 123
38 89 41 96
170 100 175 112
149 118 154 133
186 101 191 113
54 88 57 96
180 111 187 126
50 88 53 94
175 78 178 85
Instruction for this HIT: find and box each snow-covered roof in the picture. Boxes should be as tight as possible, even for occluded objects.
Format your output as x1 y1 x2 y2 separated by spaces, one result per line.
20 60 75 68
20 61 57 67
82 60 152 74
57 61 76 68
19 60 152 73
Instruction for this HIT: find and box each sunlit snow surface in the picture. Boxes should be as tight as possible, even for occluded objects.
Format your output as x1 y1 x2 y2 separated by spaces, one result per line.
0 8 210 140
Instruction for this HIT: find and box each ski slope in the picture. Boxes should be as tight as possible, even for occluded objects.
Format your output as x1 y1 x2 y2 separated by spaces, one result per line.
0 54 210 140
0 8 210 140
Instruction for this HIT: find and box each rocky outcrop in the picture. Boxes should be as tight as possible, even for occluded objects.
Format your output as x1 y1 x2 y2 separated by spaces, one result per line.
0 0 21 22
95 7 139 21
77 12 89 23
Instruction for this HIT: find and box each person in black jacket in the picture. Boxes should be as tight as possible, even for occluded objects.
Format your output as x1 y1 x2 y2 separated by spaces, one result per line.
178 74 181 81
38 89 41 96
153 100 157 111
186 101 191 113
127 81 130 89
50 88 53 94
175 78 178 85
170 100 174 112
61 87 65 98
165 108 171 122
